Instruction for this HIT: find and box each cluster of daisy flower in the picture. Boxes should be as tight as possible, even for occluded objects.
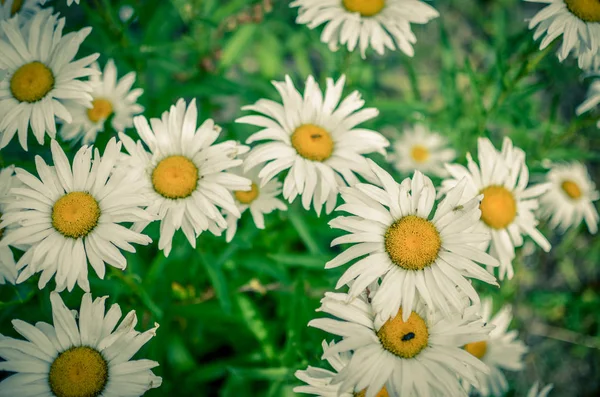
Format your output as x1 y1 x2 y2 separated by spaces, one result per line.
0 0 596 396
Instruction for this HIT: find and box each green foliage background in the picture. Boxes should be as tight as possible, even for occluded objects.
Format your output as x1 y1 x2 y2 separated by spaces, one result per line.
1 0 599 396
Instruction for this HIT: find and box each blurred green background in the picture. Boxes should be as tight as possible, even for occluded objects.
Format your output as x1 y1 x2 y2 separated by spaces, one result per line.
0 0 599 395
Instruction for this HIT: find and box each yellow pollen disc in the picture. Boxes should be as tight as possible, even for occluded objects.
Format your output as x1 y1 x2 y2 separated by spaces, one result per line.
10 61 54 103
52 192 100 239
235 183 259 204
410 145 430 163
561 180 582 200
377 308 429 359
355 387 390 397
565 0 600 22
384 215 441 271
343 0 385 16
49 346 108 397
479 185 517 230
464 340 488 360
291 124 334 162
87 98 113 123
152 155 199 199
1 0 23 15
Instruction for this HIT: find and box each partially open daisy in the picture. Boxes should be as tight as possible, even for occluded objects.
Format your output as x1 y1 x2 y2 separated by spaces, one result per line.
224 164 287 242
0 291 162 396
0 165 19 285
290 0 439 58
539 162 599 234
576 78 600 126
328 160 498 322
440 137 551 280
119 99 251 256
0 139 153 292
527 382 554 397
237 75 389 216
388 124 456 178
0 0 42 23
525 0 600 67
462 298 528 397
0 9 99 150
61 59 144 145
308 289 492 397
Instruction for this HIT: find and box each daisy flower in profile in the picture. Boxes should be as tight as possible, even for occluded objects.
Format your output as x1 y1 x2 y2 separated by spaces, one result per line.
328 159 498 322
119 99 251 256
308 289 493 397
0 291 162 396
224 164 287 242
527 382 554 397
61 59 144 145
0 9 99 150
0 0 42 23
290 0 439 58
525 0 600 67
538 162 599 233
576 78 600 126
388 124 456 178
0 139 153 292
440 137 551 280
237 75 389 216
462 298 528 397
0 165 19 285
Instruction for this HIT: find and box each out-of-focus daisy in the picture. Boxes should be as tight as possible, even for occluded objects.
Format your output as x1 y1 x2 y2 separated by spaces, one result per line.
290 0 439 58
462 298 528 397
525 0 600 67
224 164 287 242
0 0 42 22
0 139 153 292
539 162 599 233
0 165 18 284
119 99 251 256
67 0 80 5
388 124 456 177
576 78 600 126
328 160 498 322
527 382 554 397
309 289 492 397
61 59 144 145
237 75 389 216
440 137 551 280
0 291 162 396
0 10 99 150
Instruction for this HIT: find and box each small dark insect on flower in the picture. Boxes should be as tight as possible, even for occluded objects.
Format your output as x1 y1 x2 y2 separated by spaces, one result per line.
402 332 416 341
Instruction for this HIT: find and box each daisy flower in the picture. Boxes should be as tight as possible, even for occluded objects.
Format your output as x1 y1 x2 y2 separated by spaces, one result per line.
527 382 554 397
328 159 498 322
525 0 600 67
462 298 528 397
388 124 456 178
576 78 600 126
0 291 162 396
119 98 251 256
224 164 287 243
0 0 42 23
440 137 551 280
290 0 439 58
237 75 389 216
0 138 153 292
308 289 493 397
0 9 99 151
0 165 19 284
61 59 144 145
538 162 599 233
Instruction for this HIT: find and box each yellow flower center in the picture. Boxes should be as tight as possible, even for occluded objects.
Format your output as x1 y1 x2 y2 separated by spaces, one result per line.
235 183 259 204
10 61 55 103
291 124 334 162
87 98 113 123
152 155 199 199
565 0 600 22
464 340 488 360
384 215 441 271
377 308 429 359
343 0 385 16
355 387 390 397
49 346 108 397
52 192 101 239
479 185 517 230
561 180 582 200
410 145 430 163
1 0 23 15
